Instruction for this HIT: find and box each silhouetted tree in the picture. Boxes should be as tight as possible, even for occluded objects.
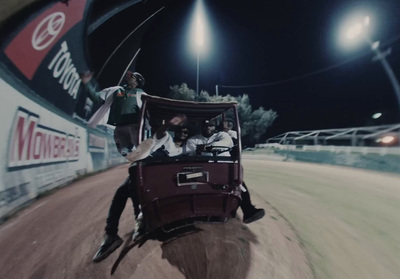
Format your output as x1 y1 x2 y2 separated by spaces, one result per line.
168 83 278 146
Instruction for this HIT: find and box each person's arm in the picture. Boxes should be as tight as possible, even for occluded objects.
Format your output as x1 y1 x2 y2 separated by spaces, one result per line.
152 132 172 152
202 132 233 157
228 130 238 140
80 72 103 103
155 114 186 140
161 134 181 157
209 131 234 148
185 136 200 156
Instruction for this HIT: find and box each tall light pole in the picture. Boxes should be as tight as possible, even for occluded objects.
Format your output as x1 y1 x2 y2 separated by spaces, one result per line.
346 16 400 120
195 11 204 97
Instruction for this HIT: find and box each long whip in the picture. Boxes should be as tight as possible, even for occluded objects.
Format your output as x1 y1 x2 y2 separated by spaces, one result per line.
118 48 141 86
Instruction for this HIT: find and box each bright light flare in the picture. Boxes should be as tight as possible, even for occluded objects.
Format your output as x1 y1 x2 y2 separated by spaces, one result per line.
195 14 204 48
376 135 396 144
188 0 209 55
382 136 395 144
372 112 382 119
346 23 362 39
345 16 369 40
338 12 374 50
371 41 380 50
364 16 370 26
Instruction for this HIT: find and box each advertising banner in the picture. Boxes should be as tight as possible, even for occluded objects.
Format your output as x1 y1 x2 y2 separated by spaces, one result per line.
0 0 127 220
0 77 125 220
0 77 87 218
8 107 81 171
1 0 91 116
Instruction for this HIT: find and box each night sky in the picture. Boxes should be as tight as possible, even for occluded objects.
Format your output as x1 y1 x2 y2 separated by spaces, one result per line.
89 0 400 140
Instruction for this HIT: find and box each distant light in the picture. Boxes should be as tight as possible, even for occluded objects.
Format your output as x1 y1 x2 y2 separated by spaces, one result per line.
376 135 395 144
346 16 369 40
347 23 362 39
371 41 380 50
188 0 209 55
338 12 374 50
372 112 382 119
381 136 395 144
363 16 370 26
195 14 204 48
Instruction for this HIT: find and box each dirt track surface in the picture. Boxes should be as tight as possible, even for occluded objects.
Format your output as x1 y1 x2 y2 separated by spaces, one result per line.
243 158 400 279
0 163 312 279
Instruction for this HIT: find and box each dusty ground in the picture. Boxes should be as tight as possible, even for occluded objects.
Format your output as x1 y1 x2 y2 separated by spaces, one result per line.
243 158 400 279
0 163 313 279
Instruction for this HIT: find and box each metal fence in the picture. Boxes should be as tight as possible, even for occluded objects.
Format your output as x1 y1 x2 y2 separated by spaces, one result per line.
264 124 400 147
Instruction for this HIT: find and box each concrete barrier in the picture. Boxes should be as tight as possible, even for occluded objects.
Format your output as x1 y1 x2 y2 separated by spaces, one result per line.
0 77 125 221
255 144 400 174
0 0 128 221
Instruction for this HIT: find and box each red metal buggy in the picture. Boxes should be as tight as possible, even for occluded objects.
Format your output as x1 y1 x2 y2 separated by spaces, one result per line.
130 95 243 233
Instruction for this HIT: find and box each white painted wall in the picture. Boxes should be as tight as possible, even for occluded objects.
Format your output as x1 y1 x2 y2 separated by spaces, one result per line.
0 78 123 220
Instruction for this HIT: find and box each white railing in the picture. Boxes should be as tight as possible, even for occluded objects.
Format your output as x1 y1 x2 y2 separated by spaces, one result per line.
256 143 400 156
264 124 400 147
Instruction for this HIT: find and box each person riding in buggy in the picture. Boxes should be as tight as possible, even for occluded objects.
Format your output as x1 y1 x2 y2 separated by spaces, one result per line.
129 95 264 237
92 95 264 263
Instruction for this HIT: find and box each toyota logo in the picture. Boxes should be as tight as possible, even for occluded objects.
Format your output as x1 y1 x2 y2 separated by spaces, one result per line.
32 12 65 51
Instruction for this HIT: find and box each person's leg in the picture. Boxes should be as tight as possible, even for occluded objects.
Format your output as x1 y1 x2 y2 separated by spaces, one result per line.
239 182 252 211
104 177 131 235
127 124 139 149
113 127 123 155
93 177 130 262
127 167 140 219
129 165 146 240
240 181 265 224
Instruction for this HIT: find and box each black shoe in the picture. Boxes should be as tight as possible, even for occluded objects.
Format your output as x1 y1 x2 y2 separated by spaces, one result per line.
92 234 123 263
243 208 265 224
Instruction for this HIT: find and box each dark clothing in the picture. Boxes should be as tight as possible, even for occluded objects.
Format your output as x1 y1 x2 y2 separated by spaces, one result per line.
105 174 254 235
107 87 140 125
239 182 254 214
85 83 145 154
113 124 140 154
105 176 140 236
85 83 142 126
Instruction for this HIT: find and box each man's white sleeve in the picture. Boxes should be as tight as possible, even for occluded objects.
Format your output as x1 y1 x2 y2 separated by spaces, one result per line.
153 133 183 156
210 132 234 148
152 133 170 151
185 137 199 156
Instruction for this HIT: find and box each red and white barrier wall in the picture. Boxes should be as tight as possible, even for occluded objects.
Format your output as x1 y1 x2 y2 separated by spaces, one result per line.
0 0 125 220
